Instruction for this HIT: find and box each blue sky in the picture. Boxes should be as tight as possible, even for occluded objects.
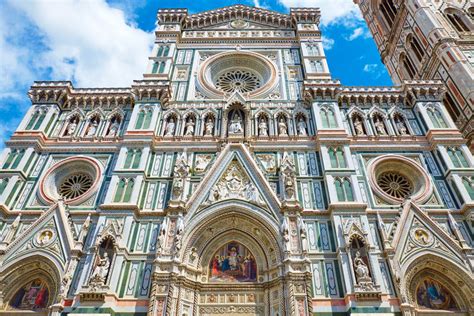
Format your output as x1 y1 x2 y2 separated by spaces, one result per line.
0 0 392 148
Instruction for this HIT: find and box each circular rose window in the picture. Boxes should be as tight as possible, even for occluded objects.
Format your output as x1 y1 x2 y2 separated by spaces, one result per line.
197 51 278 99
39 156 101 205
368 155 432 204
216 70 261 93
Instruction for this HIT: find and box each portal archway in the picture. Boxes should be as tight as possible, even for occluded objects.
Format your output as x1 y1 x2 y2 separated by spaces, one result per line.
0 255 61 315
401 254 474 315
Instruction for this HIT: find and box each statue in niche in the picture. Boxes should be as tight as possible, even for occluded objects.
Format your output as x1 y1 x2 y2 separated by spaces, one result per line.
185 117 195 136
395 116 409 135
374 116 386 135
280 153 296 200
65 117 79 136
86 118 99 136
353 251 370 280
107 118 120 136
229 112 243 134
157 218 167 253
165 118 176 136
205 117 214 136
278 117 288 136
353 116 365 135
90 253 110 284
258 117 268 136
171 153 189 200
281 217 291 252
298 217 308 253
297 117 307 136
173 217 184 257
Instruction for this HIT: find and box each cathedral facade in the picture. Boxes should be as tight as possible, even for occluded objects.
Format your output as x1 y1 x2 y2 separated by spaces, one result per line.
0 4 473 316
354 0 474 146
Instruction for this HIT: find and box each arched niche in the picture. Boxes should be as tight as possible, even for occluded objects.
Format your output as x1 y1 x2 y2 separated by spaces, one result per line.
0 255 61 314
401 254 474 315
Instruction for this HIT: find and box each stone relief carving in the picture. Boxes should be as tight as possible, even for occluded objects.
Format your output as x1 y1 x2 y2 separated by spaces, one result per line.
206 161 263 205
195 154 213 173
171 152 190 201
257 154 276 173
280 152 297 201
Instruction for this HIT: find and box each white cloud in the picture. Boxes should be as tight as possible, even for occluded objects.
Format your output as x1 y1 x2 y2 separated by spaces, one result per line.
322 36 335 50
348 27 363 40
2 0 154 89
278 0 362 25
363 64 378 72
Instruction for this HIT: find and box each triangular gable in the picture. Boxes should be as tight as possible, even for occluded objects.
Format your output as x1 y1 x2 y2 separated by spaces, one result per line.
0 202 75 269
186 143 281 219
392 201 466 268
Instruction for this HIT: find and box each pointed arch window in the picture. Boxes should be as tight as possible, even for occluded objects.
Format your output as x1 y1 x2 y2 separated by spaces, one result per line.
307 43 319 56
408 34 424 62
400 53 416 78
114 178 134 203
310 60 324 73
335 177 354 201
329 147 346 168
445 10 470 33
3 149 25 169
321 107 337 128
0 178 8 195
462 177 474 199
124 149 142 169
135 108 153 129
447 147 469 168
26 109 46 130
380 0 398 27
443 92 461 121
427 107 448 128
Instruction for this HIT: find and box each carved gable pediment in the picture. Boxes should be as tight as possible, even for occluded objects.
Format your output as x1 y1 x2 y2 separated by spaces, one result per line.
392 201 467 270
0 202 75 269
186 143 281 219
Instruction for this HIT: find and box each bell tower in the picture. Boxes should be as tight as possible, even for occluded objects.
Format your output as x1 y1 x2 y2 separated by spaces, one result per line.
354 0 474 146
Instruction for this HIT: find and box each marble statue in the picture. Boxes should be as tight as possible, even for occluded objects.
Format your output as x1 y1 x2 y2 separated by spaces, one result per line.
108 119 120 136
374 117 386 135
258 118 268 136
354 251 371 282
205 118 214 136
165 118 176 136
297 118 307 136
354 117 365 135
66 118 79 136
280 153 296 200
229 113 243 134
86 119 99 136
396 117 408 135
90 254 110 284
278 118 288 136
185 118 195 136
281 217 291 252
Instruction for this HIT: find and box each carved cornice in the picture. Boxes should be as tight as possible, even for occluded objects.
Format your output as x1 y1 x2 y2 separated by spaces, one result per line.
179 5 294 30
28 80 171 109
402 80 445 106
303 79 342 101
290 8 321 25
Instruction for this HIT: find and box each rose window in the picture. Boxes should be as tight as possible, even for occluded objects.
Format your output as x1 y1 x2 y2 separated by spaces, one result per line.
377 172 413 199
59 173 94 199
215 70 261 93
38 156 101 205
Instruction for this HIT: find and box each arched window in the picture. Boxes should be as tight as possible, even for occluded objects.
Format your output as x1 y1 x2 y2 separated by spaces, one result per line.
124 149 142 169
310 60 324 73
158 61 166 74
26 109 46 130
3 149 25 169
329 147 346 168
157 46 164 57
135 108 152 129
321 107 337 128
445 10 470 32
447 147 468 168
163 46 170 56
427 107 448 128
379 0 398 27
462 176 474 199
400 53 417 78
335 177 354 201
407 34 424 62
443 92 461 121
307 43 319 56
114 178 134 203
0 177 9 195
